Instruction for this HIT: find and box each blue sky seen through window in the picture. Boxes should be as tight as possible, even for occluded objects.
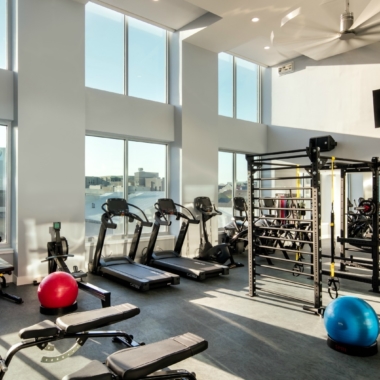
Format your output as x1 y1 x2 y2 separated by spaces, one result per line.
85 2 125 94
218 53 233 118
236 57 258 122
0 0 6 70
128 18 167 103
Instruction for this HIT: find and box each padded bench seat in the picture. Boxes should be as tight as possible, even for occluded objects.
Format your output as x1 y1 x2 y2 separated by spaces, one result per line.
64 333 208 380
19 303 140 339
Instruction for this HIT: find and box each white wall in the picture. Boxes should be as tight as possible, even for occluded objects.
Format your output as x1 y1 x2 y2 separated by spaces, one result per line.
218 116 267 154
86 88 175 142
15 0 87 284
0 69 13 120
264 42 380 139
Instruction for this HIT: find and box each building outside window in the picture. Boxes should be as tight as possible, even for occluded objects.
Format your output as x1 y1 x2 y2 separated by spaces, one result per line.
85 1 167 103
218 52 260 123
85 136 167 237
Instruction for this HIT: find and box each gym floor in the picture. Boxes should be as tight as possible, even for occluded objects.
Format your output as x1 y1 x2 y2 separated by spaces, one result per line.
1 246 380 380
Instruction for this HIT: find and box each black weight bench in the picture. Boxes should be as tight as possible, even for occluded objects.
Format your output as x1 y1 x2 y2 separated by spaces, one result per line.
0 257 23 304
0 303 142 379
64 332 208 380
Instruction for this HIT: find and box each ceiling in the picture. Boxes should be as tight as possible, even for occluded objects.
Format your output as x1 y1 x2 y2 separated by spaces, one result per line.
93 0 380 67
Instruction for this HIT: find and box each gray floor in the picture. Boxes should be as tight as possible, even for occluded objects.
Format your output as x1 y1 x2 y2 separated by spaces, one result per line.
1 250 380 380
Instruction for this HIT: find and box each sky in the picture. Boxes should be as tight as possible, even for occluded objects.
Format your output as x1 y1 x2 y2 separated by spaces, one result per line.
85 136 166 178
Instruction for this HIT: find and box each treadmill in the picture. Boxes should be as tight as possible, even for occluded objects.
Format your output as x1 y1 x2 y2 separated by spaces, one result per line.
90 198 180 291
145 198 229 281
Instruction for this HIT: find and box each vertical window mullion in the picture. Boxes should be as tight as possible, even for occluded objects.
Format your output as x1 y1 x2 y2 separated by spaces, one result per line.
166 31 169 104
125 16 128 96
233 56 236 119
124 140 129 236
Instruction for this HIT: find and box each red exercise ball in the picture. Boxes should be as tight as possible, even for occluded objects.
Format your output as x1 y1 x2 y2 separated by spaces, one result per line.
38 272 78 309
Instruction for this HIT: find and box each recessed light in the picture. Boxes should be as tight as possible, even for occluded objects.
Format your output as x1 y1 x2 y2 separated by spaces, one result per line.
251 17 260 22
264 46 270 50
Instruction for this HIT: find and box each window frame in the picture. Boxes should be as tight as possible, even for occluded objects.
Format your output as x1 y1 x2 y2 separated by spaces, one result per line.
85 2 169 103
85 132 169 240
218 150 257 230
0 120 11 247
218 53 261 123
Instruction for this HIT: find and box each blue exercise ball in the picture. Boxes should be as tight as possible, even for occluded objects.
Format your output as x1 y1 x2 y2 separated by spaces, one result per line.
324 296 379 347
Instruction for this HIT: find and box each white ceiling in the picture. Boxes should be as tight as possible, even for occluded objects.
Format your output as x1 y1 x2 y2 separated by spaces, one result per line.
94 0 380 67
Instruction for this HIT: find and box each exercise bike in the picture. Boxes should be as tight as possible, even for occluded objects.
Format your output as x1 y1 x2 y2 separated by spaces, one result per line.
194 196 243 268
0 303 208 380
43 222 111 311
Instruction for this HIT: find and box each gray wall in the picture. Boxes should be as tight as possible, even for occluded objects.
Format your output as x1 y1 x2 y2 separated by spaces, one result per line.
0 69 13 120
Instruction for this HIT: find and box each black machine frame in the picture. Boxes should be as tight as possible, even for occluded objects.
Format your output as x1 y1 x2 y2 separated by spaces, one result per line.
90 198 180 291
324 157 380 294
145 198 229 281
246 147 323 314
45 222 111 310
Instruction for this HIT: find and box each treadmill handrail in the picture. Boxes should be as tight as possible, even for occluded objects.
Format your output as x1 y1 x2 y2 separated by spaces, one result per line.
173 203 200 224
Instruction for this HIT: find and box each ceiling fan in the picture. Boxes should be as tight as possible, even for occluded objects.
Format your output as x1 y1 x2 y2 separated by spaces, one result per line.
271 0 380 61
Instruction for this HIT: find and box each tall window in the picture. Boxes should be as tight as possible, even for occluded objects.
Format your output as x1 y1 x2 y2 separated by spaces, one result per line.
85 136 167 237
218 53 233 118
85 2 168 103
218 152 249 228
218 53 260 123
85 2 125 94
128 18 167 103
0 0 7 70
85 136 125 237
0 124 9 244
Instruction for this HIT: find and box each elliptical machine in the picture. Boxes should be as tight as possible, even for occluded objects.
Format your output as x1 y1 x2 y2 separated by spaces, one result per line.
194 196 244 268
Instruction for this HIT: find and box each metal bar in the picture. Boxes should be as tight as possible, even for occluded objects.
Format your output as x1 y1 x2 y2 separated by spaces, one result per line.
309 148 322 309
371 157 379 292
256 244 313 256
321 254 373 265
257 176 312 181
322 269 373 284
256 226 314 234
247 148 306 158
257 264 314 277
256 187 313 191
340 168 346 272
255 165 311 171
77 282 111 308
247 155 256 297
257 206 313 211
254 234 313 246
258 274 314 288
255 254 313 266
319 156 373 164
253 197 313 201
257 154 309 162
255 288 313 304
254 216 313 222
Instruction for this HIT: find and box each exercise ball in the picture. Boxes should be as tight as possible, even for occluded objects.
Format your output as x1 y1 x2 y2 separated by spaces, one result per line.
38 272 78 309
324 296 379 347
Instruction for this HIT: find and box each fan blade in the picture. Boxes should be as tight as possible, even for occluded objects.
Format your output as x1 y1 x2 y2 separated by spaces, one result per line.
320 0 338 5
274 34 338 55
299 34 378 61
352 0 380 29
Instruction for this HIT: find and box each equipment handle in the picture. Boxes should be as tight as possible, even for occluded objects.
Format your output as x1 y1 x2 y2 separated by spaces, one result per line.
142 221 153 227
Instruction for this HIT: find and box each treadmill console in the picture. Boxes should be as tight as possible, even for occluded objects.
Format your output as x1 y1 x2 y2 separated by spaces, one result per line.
194 197 213 213
233 197 247 212
107 198 129 216
157 198 177 215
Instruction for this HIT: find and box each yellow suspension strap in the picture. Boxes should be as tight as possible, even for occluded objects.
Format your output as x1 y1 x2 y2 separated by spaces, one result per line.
328 156 340 298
